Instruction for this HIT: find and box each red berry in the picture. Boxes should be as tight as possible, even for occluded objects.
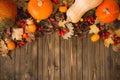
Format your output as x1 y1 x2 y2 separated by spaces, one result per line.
117 39 120 43
114 35 118 39
91 16 94 21
101 36 105 39
37 26 41 31
102 32 105 36
41 25 44 29
105 32 110 36
19 43 22 47
114 41 118 46
47 18 50 22
54 0 59 4
21 41 25 45
18 21 26 28
59 30 65 36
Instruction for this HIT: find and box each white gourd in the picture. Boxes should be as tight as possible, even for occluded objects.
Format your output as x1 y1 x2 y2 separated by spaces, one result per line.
66 0 103 23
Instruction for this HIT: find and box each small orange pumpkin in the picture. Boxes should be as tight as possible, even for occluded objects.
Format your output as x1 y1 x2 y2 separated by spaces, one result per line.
59 6 67 13
7 41 16 50
0 0 17 30
27 24 37 33
96 0 119 23
91 34 100 42
28 0 53 20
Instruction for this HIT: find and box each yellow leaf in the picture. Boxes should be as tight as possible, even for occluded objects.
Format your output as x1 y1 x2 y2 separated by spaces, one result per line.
89 24 100 34
104 37 114 47
58 20 68 28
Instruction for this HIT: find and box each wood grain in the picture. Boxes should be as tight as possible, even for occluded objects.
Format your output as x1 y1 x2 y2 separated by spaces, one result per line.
0 34 119 80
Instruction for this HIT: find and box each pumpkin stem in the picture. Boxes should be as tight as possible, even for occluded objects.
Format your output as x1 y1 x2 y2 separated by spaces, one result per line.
103 8 110 14
38 0 43 7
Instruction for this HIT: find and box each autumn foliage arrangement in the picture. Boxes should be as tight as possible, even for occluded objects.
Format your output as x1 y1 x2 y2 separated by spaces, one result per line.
0 0 120 56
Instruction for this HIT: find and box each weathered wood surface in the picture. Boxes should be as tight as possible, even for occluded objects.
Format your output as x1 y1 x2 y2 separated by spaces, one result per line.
0 33 120 80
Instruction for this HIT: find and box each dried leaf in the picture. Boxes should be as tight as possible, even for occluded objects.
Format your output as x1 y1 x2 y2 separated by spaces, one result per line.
58 20 68 28
0 40 8 56
89 24 100 34
26 18 34 25
104 37 114 47
62 22 74 39
12 28 23 40
115 29 120 37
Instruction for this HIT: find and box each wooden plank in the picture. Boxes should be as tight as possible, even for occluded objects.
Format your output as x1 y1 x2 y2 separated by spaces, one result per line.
0 33 120 80
31 41 38 80
104 46 111 80
48 34 55 80
109 47 113 80
110 47 115 80
82 36 89 80
19 45 27 80
24 43 33 80
87 35 96 80
99 39 105 80
60 38 65 80
15 48 21 80
54 33 60 80
42 36 49 80
94 40 100 80
9 51 16 80
38 37 43 80
76 37 83 80
65 39 71 80
110 48 120 80
0 54 12 80
71 36 77 80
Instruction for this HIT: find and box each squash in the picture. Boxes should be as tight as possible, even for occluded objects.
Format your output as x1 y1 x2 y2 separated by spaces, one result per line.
66 0 103 23
28 0 53 21
0 0 17 31
96 0 119 23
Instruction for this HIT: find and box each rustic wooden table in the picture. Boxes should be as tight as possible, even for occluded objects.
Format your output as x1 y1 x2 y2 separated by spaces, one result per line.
0 33 119 80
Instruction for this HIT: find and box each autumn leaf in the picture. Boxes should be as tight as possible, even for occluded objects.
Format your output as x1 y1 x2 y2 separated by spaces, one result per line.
89 24 100 34
12 28 23 40
58 20 68 28
26 18 34 25
104 37 114 47
62 22 74 39
115 29 120 37
0 40 8 56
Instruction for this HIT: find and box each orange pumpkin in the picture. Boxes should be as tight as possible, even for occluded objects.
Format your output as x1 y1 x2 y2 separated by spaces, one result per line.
59 6 67 13
27 24 37 33
0 0 17 31
28 0 53 20
96 0 119 23
117 9 120 20
7 41 16 50
0 0 17 22
91 34 100 42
